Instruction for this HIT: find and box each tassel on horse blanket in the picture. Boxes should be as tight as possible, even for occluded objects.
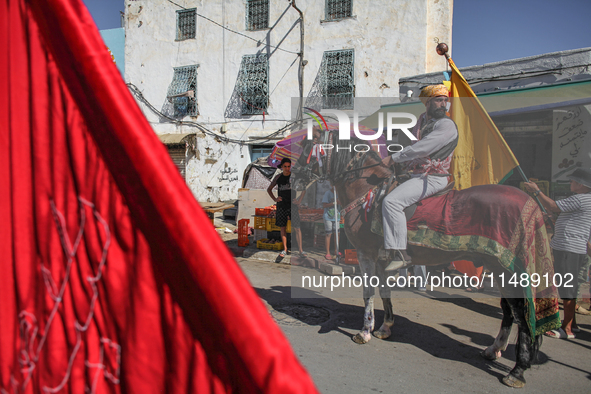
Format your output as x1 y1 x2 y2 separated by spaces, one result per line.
307 144 325 167
362 190 375 222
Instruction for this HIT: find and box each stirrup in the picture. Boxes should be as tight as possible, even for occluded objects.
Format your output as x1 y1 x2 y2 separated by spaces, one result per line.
384 250 411 271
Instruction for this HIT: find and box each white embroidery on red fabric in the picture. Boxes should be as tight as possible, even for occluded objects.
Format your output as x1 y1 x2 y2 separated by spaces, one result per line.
7 197 120 394
85 338 122 393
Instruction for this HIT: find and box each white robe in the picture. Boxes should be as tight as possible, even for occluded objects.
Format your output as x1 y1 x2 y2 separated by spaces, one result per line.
382 116 458 250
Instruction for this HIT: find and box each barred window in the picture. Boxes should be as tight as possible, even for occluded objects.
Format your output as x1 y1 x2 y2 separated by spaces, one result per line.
326 0 352 21
246 0 269 31
238 54 268 115
166 65 199 117
176 8 196 40
321 50 354 109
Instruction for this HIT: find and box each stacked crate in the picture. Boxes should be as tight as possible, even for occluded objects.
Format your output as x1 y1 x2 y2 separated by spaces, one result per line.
237 219 250 247
344 249 358 265
254 207 290 249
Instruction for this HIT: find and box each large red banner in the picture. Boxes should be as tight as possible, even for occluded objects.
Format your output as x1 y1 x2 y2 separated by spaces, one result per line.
0 0 317 392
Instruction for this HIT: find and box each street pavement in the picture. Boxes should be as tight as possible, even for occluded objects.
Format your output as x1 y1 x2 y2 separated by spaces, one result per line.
235 256 591 393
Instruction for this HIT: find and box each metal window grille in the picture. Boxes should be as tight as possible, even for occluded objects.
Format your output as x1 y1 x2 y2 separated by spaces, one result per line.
326 0 352 21
246 0 269 31
176 8 196 40
321 50 354 109
166 65 199 117
238 54 268 115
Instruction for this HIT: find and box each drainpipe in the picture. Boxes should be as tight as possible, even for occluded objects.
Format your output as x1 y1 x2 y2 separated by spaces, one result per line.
290 0 304 124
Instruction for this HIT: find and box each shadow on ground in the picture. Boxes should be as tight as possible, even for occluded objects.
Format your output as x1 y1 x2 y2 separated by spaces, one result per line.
255 285 522 383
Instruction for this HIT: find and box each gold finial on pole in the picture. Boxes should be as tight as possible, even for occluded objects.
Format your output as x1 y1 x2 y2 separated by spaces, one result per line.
436 43 449 56
435 38 449 59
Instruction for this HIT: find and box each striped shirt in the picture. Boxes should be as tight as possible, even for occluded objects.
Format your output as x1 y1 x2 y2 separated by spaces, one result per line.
550 192 591 254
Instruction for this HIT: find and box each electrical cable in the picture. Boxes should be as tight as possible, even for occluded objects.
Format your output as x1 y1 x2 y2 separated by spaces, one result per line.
166 0 300 56
126 83 304 145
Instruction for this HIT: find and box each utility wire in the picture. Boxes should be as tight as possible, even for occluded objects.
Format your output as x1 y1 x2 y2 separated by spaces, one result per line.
166 0 300 55
126 83 301 145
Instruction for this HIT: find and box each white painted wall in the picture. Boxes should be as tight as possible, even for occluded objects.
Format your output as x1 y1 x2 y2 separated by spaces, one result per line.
124 0 453 202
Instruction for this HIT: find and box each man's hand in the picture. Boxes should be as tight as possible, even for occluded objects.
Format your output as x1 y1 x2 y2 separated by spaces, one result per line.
523 181 540 194
542 212 556 223
276 197 283 202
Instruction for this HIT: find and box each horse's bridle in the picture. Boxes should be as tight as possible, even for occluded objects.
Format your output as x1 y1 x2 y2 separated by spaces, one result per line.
296 129 392 183
293 129 401 222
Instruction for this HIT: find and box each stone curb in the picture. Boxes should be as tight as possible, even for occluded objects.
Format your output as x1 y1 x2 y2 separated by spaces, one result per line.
229 244 361 275
243 248 292 265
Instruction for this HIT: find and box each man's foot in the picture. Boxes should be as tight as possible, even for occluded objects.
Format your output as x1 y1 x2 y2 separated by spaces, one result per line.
544 328 575 339
385 250 411 271
576 304 590 315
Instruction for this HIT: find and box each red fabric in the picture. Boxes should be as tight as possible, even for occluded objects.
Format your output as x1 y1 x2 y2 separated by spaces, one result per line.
408 184 530 248
0 0 318 393
452 261 484 279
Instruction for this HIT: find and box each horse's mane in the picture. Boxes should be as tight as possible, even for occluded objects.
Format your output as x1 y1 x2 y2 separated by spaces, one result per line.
328 132 384 182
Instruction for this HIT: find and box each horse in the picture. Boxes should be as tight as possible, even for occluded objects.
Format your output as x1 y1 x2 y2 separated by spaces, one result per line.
292 132 560 388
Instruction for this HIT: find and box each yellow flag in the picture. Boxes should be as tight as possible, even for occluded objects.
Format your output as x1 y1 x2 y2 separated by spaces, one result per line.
447 58 519 189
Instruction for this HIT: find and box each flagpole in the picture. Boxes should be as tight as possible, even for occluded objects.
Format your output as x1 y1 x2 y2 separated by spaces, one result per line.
436 42 554 230
334 186 340 265
515 166 554 230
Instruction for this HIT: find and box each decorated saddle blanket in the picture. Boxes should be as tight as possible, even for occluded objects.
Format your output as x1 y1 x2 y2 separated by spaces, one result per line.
371 184 560 337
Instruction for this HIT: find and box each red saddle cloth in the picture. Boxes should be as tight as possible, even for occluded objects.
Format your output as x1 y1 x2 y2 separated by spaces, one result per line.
408 184 529 250
407 184 560 337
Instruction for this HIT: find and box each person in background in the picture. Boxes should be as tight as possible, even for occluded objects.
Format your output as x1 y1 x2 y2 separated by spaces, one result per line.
292 187 306 258
574 241 591 319
524 168 591 339
322 188 341 260
267 158 306 258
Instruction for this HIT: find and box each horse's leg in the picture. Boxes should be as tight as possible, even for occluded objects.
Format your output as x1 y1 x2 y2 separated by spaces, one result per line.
481 297 513 360
374 258 394 339
501 298 532 388
353 250 376 344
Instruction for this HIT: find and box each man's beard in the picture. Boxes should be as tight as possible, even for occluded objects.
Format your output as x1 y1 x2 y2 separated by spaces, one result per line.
428 106 446 119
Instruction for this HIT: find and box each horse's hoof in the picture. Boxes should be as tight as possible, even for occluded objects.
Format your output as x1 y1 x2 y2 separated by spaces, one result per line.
480 348 501 360
373 330 390 340
373 322 392 339
352 333 370 344
502 374 526 388
373 329 391 340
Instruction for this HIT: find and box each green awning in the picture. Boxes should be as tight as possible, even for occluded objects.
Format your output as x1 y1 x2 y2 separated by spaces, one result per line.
360 79 591 129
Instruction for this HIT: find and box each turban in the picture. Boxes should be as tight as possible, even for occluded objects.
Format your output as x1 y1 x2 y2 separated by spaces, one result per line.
419 85 449 105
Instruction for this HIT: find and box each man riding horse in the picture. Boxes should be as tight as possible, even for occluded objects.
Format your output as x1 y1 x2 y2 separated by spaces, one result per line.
382 85 458 271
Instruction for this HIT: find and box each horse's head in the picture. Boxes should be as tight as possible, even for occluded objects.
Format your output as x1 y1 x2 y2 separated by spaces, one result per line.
291 137 322 191
291 127 330 190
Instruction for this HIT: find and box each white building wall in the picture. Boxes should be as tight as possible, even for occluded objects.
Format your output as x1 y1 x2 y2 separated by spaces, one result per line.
124 0 453 202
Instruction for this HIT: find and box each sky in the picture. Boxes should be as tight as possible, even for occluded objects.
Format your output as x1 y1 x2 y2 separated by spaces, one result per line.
83 0 591 68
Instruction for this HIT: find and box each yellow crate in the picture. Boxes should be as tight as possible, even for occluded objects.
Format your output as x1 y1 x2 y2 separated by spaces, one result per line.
266 218 291 233
253 216 267 230
257 239 284 250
